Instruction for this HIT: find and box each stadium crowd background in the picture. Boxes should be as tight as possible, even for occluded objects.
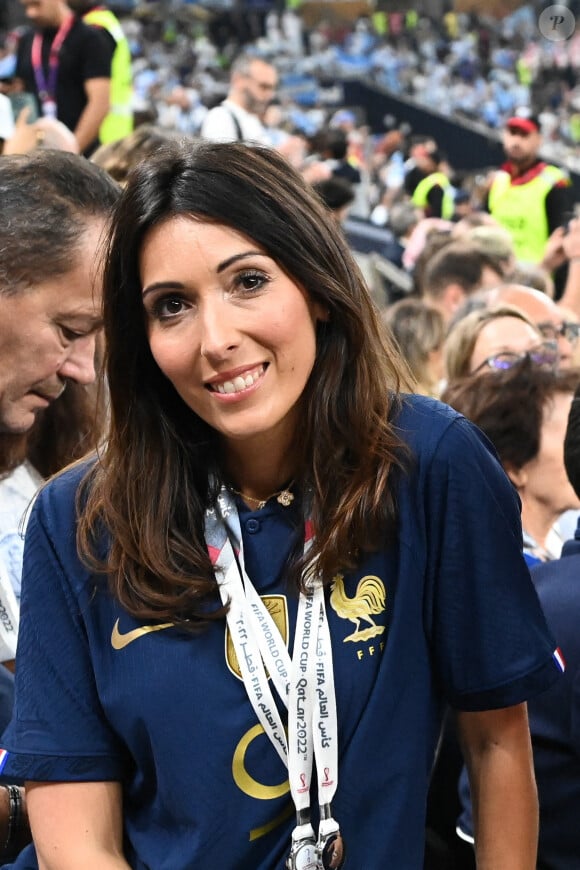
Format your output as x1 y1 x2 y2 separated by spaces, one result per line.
1 0 579 175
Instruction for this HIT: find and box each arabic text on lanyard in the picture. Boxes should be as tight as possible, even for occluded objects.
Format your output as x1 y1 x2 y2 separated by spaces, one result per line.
31 14 75 118
207 488 345 870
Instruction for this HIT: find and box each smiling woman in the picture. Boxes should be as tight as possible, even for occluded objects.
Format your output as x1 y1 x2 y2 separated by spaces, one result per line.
0 141 566 870
141 218 325 455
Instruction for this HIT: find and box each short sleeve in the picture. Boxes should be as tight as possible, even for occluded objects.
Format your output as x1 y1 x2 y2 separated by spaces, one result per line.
80 25 114 82
0 485 126 782
200 105 238 142
423 416 561 711
14 34 29 82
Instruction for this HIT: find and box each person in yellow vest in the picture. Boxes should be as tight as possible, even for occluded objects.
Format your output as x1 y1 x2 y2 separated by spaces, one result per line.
487 110 571 266
411 148 456 220
68 0 133 144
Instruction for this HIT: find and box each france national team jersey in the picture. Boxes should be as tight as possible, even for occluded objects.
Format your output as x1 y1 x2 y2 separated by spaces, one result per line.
0 395 561 870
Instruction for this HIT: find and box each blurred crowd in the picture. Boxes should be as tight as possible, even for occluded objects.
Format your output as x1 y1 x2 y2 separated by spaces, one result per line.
2 2 580 165
109 4 580 170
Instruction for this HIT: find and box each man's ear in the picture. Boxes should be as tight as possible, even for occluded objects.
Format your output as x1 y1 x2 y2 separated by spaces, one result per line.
441 282 466 315
505 463 527 490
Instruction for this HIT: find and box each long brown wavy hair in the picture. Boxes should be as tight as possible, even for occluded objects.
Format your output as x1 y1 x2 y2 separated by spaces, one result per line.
78 141 411 626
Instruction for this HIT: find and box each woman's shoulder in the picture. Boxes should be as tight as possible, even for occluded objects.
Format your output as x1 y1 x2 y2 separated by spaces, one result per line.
33 456 97 533
393 394 505 498
394 393 464 449
394 393 499 473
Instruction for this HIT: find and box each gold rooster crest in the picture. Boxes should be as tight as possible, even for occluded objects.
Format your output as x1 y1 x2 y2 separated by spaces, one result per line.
330 574 386 643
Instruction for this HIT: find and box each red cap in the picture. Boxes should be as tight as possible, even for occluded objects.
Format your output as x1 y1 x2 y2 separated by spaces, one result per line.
506 113 540 134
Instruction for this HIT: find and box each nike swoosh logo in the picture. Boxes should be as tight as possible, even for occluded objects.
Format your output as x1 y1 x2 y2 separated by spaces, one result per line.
111 619 174 650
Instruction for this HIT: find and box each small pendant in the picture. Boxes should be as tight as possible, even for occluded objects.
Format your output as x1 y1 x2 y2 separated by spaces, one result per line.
277 489 295 507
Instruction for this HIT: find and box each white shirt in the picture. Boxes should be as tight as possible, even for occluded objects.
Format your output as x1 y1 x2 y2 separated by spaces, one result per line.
200 99 268 145
0 462 42 662
0 462 42 601
0 93 14 142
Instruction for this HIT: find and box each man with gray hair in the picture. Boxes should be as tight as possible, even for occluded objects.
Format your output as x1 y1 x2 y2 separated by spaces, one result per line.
0 150 118 443
0 148 118 862
0 150 118 658
200 53 277 145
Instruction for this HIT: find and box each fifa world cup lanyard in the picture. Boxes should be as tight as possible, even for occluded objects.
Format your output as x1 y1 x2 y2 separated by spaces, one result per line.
209 489 345 870
31 14 74 118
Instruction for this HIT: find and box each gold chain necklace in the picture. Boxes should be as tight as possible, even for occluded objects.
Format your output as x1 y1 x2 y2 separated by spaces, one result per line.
229 482 295 510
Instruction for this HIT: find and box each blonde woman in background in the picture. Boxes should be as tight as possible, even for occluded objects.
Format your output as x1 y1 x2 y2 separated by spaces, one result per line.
383 298 445 396
91 125 186 186
443 304 560 382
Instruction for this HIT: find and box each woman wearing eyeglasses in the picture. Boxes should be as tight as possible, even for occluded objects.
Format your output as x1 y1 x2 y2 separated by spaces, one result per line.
484 284 579 369
443 304 559 382
443 362 580 566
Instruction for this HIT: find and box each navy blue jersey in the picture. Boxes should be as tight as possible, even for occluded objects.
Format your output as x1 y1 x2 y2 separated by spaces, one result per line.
0 396 560 870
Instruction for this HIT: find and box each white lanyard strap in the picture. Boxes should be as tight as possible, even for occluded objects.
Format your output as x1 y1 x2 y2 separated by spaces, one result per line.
312 585 338 811
214 502 292 703
287 587 317 812
244 577 292 701
209 488 341 864
217 539 288 765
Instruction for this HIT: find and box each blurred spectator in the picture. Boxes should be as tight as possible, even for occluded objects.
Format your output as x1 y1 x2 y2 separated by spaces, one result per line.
383 298 445 396
313 175 405 304
200 52 276 144
15 0 113 155
314 174 410 268
312 175 354 225
487 283 579 368
68 0 133 145
385 201 421 270
4 108 79 153
421 240 503 323
403 135 438 197
157 85 207 136
443 304 552 382
542 217 580 317
404 219 454 275
487 110 571 267
408 224 453 291
411 148 456 220
463 224 516 276
91 123 185 185
443 363 580 566
508 262 555 298
310 125 361 185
